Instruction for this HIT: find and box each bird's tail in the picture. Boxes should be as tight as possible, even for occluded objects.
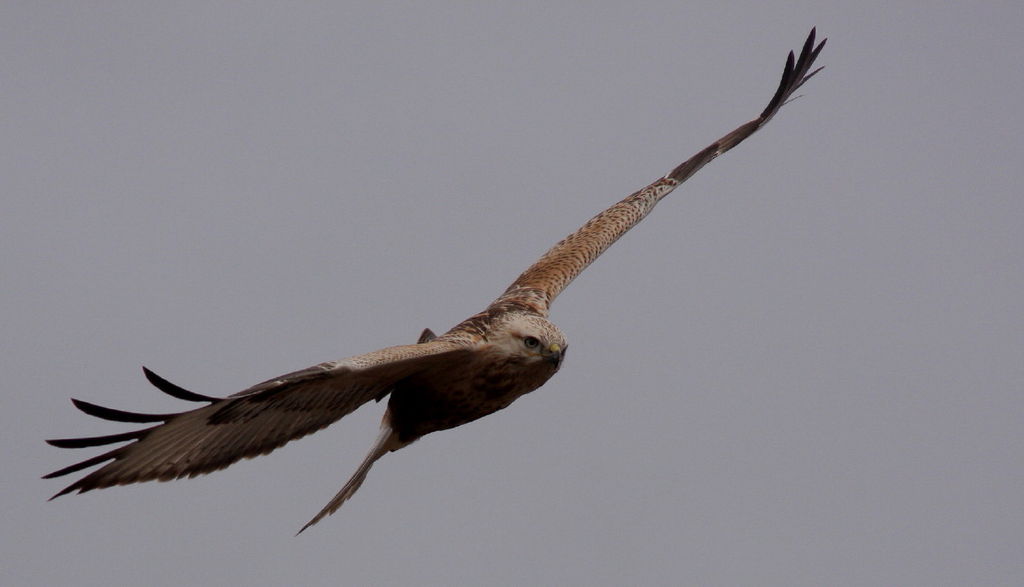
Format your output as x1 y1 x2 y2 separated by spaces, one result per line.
297 420 402 534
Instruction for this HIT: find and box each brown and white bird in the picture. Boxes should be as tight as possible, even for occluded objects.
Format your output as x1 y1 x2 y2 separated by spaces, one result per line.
45 29 826 533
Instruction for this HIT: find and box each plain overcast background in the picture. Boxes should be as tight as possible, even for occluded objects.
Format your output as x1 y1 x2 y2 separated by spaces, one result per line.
4 3 1022 586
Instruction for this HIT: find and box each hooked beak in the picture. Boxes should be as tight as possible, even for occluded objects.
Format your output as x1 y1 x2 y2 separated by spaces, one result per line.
545 343 565 368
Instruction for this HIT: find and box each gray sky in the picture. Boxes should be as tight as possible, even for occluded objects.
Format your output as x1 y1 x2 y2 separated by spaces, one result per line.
4 3 1022 586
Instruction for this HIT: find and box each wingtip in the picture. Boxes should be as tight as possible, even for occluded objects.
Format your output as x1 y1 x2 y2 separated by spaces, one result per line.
46 488 69 500
45 480 80 500
142 365 220 403
806 27 827 61
69 397 173 424
417 328 437 344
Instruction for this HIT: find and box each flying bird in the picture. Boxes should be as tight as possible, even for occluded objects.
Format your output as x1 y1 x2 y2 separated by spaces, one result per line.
45 29 826 533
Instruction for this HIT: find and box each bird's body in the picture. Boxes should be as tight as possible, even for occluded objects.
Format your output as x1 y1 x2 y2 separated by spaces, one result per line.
45 30 826 532
389 312 566 441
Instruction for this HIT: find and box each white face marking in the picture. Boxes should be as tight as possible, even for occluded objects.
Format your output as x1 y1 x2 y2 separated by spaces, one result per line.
488 313 567 363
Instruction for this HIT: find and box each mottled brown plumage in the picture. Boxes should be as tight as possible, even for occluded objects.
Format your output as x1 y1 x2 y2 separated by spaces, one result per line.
45 29 826 533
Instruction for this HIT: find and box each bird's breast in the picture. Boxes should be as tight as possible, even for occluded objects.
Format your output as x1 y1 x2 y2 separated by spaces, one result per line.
387 355 558 442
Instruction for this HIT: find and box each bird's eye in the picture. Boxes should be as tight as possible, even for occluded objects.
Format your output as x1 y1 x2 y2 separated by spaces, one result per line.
523 336 540 349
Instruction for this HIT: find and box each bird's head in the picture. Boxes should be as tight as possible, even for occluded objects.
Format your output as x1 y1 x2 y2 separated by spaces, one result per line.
487 312 567 371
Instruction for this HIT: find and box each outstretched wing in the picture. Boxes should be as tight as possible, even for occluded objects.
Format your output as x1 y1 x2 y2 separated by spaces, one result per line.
44 341 471 498
495 29 826 316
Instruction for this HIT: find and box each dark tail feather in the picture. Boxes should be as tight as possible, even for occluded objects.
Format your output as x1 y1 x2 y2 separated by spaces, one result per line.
143 366 220 402
71 398 173 423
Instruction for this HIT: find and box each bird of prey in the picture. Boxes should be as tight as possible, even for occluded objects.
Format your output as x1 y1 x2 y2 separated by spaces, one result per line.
45 29 826 533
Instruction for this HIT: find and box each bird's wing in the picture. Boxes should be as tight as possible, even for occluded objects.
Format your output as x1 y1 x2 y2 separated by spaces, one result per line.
44 341 472 498
494 29 826 316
